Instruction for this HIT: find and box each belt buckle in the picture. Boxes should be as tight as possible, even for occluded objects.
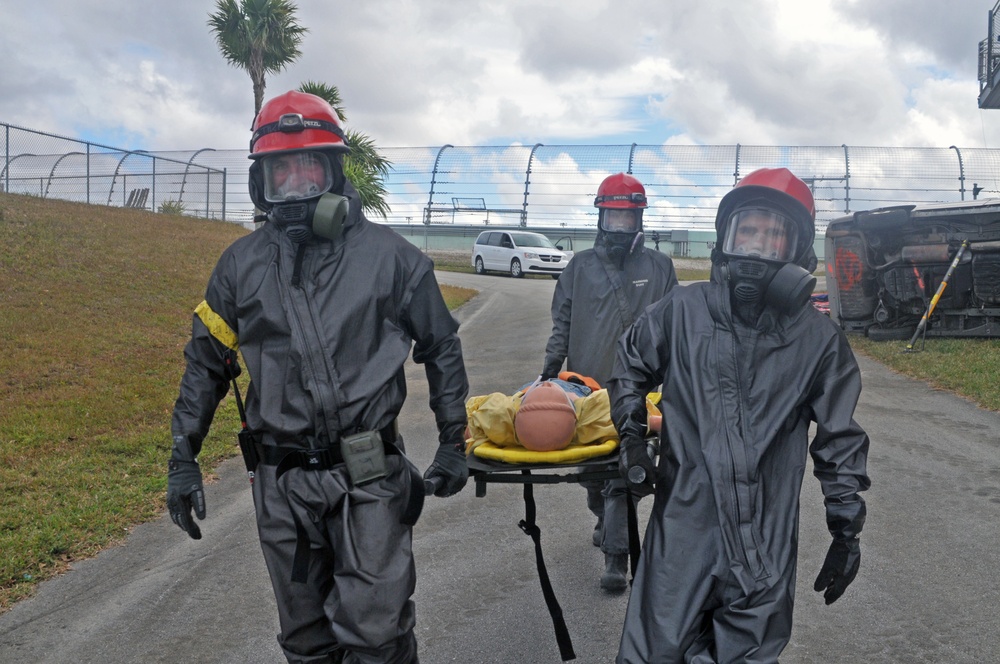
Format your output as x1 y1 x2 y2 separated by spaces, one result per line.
304 449 324 466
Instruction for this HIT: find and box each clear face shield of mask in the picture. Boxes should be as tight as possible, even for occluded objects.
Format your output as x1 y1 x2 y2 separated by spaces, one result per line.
599 208 644 267
260 151 349 243
599 208 642 235
722 207 815 313
262 151 334 203
722 208 799 262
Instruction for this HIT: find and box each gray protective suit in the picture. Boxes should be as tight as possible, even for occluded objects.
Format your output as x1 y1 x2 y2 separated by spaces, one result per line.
543 240 677 555
171 183 468 663
610 261 871 662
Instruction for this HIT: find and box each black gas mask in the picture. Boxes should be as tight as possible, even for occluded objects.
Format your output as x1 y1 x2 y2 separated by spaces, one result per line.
599 208 644 268
250 150 349 243
721 207 816 313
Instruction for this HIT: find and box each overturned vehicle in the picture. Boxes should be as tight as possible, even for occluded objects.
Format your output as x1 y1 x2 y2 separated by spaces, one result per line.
825 199 1000 340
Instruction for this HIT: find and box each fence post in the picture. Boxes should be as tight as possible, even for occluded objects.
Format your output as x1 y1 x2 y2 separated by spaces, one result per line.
733 143 741 185
181 148 217 215
425 144 452 225
4 124 8 194
950 145 966 200
222 168 228 222
627 143 637 174
521 143 543 227
86 143 91 204
843 144 851 212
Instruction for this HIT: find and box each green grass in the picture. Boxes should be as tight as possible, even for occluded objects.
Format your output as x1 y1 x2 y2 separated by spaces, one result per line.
848 336 1000 411
0 193 476 612
0 193 249 610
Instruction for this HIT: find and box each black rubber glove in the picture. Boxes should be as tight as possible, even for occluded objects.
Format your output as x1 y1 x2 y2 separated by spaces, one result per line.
167 459 206 540
424 442 468 497
618 434 655 497
814 538 861 604
615 407 655 497
424 422 469 497
540 358 561 382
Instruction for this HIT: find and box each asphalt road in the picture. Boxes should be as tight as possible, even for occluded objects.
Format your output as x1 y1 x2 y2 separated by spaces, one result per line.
1 270 998 663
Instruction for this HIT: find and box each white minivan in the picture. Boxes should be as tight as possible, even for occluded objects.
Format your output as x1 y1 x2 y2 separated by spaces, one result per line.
470 230 573 278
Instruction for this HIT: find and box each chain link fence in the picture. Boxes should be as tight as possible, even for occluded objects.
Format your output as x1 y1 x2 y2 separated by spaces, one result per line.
1 123 227 220
105 143 1000 234
6 121 1000 234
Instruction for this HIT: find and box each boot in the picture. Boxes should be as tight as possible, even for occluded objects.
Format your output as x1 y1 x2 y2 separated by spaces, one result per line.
592 516 604 547
600 553 628 592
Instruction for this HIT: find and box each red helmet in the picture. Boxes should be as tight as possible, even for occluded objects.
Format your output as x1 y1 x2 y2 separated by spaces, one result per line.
594 173 647 209
249 90 349 159
715 167 815 261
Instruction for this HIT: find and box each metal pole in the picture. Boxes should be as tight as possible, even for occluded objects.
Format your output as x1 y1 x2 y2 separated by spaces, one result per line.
904 240 969 351
842 144 851 212
425 144 452 225
950 145 966 200
521 143 543 227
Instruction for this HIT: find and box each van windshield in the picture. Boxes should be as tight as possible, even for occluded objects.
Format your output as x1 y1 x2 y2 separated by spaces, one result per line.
511 233 556 249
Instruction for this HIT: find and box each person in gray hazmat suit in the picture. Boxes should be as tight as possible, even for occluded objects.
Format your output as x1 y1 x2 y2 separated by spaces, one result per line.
610 167 871 662
165 90 469 664
540 172 677 592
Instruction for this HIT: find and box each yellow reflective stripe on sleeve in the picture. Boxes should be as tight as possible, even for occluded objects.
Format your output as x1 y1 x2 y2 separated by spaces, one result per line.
194 300 239 351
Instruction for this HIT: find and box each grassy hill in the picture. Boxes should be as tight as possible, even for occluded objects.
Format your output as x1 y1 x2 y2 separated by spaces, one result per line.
0 194 252 610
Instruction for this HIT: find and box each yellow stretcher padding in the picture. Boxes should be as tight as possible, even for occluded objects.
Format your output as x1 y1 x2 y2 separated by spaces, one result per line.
472 438 619 464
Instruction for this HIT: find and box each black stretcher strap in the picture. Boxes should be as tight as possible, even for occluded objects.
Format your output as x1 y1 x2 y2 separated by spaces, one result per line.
517 470 576 662
625 486 642 580
468 454 644 659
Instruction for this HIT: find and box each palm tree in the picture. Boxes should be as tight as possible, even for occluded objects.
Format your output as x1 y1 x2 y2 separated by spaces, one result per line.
298 80 346 123
342 129 392 219
208 0 307 116
298 81 393 219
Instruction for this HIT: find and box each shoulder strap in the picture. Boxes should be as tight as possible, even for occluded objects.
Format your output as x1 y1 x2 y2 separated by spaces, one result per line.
597 247 635 330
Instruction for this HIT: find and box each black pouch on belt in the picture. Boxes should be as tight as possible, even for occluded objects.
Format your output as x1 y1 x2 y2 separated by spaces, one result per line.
237 428 262 483
340 429 388 486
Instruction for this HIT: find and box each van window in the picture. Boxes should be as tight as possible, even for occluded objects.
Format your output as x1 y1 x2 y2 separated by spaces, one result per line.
510 232 556 249
475 232 492 246
500 234 514 248
487 233 503 247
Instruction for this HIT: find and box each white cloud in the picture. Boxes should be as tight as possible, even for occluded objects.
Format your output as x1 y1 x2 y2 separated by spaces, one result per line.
1 0 999 153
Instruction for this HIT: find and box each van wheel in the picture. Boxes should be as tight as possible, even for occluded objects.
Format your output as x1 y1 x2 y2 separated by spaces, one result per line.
510 259 523 278
474 257 485 274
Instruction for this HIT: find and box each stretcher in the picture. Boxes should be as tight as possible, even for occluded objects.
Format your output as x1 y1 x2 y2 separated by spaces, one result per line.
467 449 644 662
468 451 619 497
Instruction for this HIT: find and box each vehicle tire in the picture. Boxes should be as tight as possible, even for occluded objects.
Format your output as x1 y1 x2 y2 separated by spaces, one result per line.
510 259 523 278
866 324 916 341
474 256 486 275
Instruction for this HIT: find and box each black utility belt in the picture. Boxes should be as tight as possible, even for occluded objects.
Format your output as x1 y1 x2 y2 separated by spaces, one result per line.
251 422 399 481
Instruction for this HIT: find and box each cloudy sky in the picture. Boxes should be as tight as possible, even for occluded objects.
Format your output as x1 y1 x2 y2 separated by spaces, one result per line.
2 0 999 153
